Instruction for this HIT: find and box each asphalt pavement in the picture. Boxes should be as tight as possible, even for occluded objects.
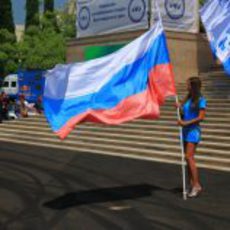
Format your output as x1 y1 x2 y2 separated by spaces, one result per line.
0 142 229 230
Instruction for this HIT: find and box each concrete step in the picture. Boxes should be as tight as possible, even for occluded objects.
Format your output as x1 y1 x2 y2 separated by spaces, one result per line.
177 84 230 89
1 124 229 147
10 114 230 127
0 126 229 158
158 115 230 123
3 119 230 134
178 75 230 82
177 85 230 89
178 81 230 87
178 79 230 84
177 90 230 95
0 132 229 171
161 106 230 113
1 134 229 172
165 97 230 101
0 129 229 161
164 100 230 107
177 91 230 96
1 122 230 143
3 118 230 135
0 71 229 172
165 97 230 102
1 122 230 142
201 78 230 81
20 108 230 118
177 94 230 99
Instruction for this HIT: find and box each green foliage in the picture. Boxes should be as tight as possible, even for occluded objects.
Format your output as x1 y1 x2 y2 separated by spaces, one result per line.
25 0 40 30
0 0 15 34
0 29 18 77
22 28 65 70
42 11 59 32
19 9 76 70
57 11 76 39
0 4 76 77
18 13 67 70
0 28 16 43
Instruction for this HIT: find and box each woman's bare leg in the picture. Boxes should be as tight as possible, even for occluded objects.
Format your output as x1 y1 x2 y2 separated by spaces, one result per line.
184 142 193 188
185 142 201 189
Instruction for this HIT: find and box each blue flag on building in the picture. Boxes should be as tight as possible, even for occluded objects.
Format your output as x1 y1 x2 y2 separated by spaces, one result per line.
200 0 230 75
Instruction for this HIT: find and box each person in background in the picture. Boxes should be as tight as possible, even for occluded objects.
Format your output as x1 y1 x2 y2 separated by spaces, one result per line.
8 97 18 119
1 92 9 120
34 95 43 114
19 94 28 118
177 77 207 198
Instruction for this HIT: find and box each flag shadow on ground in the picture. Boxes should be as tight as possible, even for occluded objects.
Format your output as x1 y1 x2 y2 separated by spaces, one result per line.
43 184 167 210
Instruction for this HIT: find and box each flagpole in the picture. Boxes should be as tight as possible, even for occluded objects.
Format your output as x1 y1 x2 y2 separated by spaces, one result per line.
175 95 187 200
153 0 187 200
152 1 187 200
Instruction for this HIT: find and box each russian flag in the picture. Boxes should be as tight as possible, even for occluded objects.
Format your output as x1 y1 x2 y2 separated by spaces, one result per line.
43 21 176 139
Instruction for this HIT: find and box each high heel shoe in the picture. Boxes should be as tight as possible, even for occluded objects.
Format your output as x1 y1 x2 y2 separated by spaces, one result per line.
188 186 202 198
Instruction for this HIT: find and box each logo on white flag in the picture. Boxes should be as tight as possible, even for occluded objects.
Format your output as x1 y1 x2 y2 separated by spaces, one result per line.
78 6 91 30
128 0 146 23
165 0 185 20
217 31 230 61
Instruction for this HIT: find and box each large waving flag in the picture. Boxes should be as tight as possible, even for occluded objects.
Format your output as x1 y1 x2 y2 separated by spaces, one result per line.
200 0 230 75
44 21 176 139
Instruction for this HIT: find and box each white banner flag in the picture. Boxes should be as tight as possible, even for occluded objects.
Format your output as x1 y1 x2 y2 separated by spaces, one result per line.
200 0 230 75
152 0 199 33
76 0 149 38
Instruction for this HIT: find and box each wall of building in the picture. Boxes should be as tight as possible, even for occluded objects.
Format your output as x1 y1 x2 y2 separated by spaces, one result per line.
67 29 216 83
166 31 216 83
15 24 25 42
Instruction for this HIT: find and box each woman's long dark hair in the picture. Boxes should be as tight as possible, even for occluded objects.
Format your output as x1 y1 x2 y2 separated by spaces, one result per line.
186 77 202 109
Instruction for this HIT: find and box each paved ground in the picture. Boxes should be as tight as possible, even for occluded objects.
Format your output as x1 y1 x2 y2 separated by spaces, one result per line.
0 142 229 230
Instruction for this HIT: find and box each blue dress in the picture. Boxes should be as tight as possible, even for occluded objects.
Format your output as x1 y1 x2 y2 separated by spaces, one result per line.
182 97 207 143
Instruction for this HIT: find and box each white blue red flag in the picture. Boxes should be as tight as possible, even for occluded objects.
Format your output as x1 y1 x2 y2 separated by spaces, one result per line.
43 21 176 139
200 0 230 75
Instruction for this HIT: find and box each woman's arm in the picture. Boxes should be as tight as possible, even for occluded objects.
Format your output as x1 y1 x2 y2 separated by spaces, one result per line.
178 109 206 127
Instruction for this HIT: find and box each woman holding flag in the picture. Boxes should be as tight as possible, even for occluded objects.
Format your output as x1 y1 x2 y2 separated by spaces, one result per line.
177 77 207 198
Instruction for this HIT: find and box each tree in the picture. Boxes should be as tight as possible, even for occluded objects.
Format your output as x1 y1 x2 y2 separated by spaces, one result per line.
57 10 76 38
25 0 40 30
43 0 59 32
17 8 76 71
18 14 66 70
44 0 54 13
0 0 15 33
0 29 18 78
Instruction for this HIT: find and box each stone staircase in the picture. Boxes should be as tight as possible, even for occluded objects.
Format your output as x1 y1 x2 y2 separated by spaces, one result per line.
0 71 230 172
